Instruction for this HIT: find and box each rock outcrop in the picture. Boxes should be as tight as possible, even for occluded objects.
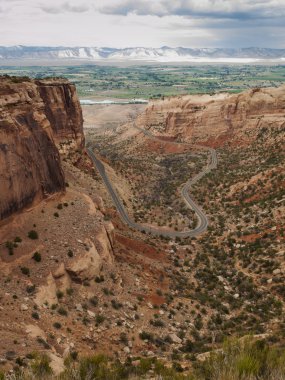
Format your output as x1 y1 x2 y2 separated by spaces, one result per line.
0 76 84 221
137 86 285 147
65 239 103 283
36 79 84 153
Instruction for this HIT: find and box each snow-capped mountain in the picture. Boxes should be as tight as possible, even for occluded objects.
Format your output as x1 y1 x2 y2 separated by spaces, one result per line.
0 46 285 62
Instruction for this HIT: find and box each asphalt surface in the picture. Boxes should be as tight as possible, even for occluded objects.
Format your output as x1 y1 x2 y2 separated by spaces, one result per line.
87 126 217 239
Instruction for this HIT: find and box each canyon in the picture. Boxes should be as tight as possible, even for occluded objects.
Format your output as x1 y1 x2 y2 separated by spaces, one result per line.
0 77 284 378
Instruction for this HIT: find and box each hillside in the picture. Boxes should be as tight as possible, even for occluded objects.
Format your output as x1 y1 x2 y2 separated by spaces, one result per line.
1 46 285 63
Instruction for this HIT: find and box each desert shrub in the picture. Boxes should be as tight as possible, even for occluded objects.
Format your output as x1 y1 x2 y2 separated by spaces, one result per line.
26 284 36 294
89 296 98 307
95 314 105 325
58 307 68 316
5 241 14 255
194 336 285 380
30 354 53 378
139 331 154 342
31 312 40 320
95 275 105 283
119 332 128 345
66 288 74 296
56 290 64 299
76 354 110 379
111 299 123 310
20 267 30 276
150 319 165 327
32 251 42 262
28 230 38 240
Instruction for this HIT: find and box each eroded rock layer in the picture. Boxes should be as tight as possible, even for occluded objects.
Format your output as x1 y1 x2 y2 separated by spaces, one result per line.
137 86 285 147
0 76 84 220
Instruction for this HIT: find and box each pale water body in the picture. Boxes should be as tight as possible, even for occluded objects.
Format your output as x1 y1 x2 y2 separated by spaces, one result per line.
80 99 148 105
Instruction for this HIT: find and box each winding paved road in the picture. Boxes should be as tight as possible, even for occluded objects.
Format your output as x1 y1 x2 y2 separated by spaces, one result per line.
87 126 217 239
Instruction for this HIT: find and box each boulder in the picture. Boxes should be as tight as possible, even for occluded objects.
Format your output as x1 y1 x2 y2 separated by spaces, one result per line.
170 334 182 344
66 239 102 283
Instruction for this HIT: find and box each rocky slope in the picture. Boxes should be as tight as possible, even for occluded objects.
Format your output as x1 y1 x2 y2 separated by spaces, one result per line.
137 86 285 147
0 76 84 221
0 77 118 373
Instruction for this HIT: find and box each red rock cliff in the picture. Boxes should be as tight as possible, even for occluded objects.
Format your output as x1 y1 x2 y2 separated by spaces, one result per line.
36 79 84 153
0 76 84 221
137 86 285 147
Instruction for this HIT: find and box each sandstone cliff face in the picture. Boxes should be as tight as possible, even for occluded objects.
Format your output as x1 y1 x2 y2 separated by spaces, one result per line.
0 76 84 221
36 79 85 153
137 86 285 146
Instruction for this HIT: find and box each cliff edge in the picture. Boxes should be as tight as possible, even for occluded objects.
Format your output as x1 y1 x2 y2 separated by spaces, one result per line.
137 85 285 147
0 76 84 220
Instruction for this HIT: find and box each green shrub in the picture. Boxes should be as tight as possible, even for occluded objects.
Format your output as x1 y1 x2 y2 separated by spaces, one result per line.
32 312 40 320
53 322 62 329
77 354 109 379
139 331 154 342
111 299 123 310
32 251 42 262
26 284 36 294
30 354 53 378
20 266 30 276
5 241 14 255
28 230 38 240
89 296 98 307
95 275 105 283
58 307 68 316
66 288 74 296
194 336 285 380
95 314 105 325
56 290 64 299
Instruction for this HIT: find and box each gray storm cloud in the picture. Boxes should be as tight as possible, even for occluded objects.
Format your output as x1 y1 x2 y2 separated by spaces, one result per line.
100 0 285 19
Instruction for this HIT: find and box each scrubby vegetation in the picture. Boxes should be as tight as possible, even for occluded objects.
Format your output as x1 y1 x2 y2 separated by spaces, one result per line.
93 134 207 229
2 338 285 379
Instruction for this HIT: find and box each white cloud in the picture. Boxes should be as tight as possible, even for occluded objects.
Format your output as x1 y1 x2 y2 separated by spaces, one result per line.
40 1 90 14
0 0 284 48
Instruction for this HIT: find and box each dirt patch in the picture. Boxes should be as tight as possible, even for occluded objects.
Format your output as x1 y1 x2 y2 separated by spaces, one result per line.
115 234 167 262
144 139 190 154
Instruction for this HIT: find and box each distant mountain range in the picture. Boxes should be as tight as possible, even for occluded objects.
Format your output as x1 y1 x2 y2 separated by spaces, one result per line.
1 46 285 63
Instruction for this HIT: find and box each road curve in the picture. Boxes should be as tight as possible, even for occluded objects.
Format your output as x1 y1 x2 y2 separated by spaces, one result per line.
87 127 217 239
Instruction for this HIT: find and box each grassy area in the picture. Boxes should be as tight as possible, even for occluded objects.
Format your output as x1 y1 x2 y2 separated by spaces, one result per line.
2 337 285 379
0 64 285 99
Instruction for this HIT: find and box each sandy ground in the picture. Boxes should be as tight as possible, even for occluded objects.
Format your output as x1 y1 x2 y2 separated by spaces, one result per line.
82 103 146 132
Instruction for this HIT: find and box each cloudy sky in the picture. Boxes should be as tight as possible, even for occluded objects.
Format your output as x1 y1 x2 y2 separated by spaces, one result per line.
0 0 285 48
